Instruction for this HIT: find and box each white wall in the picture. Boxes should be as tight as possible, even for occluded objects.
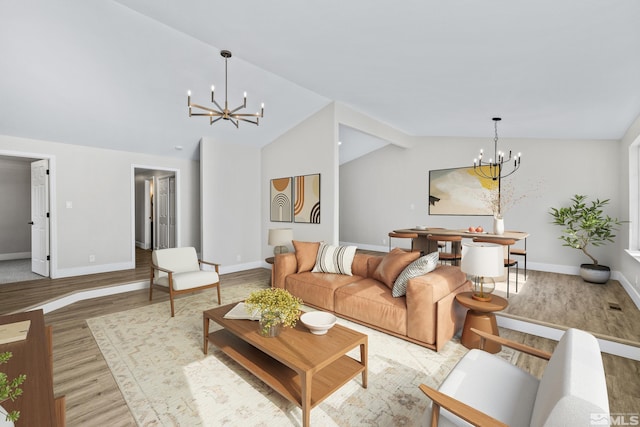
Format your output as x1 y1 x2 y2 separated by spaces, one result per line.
0 158 32 258
261 104 338 257
0 134 200 278
340 134 622 271
200 138 262 272
619 113 640 299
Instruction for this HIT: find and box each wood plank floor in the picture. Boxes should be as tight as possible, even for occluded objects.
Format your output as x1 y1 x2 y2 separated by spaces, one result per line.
1 250 639 424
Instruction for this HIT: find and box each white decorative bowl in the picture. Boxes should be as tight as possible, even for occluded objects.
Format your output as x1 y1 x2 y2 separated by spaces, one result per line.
300 311 337 335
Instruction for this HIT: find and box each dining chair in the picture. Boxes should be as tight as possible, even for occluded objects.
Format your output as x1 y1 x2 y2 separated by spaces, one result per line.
427 234 462 266
388 231 418 252
507 231 527 280
473 237 519 297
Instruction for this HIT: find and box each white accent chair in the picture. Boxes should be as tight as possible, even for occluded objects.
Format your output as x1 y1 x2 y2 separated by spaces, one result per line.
150 247 221 317
420 328 610 427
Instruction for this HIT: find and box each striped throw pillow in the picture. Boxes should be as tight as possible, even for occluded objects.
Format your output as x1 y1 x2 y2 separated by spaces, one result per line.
392 251 439 297
311 243 357 275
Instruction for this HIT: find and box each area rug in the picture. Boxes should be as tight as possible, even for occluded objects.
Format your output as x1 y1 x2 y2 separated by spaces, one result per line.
87 281 516 426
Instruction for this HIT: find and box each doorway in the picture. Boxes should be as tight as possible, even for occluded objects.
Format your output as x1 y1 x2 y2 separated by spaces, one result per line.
0 153 53 283
133 166 178 254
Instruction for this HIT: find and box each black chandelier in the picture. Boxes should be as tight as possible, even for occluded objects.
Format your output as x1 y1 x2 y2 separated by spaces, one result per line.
473 117 521 181
187 50 264 127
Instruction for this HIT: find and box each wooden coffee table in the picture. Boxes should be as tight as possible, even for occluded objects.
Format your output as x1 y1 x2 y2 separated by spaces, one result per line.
203 304 368 427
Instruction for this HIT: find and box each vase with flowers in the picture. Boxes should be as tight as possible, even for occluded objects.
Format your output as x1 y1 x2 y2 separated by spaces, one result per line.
245 288 302 337
480 179 529 235
0 351 26 425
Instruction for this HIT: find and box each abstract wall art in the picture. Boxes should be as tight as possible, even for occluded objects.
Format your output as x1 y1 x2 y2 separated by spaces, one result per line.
270 177 293 222
294 173 321 223
428 166 496 215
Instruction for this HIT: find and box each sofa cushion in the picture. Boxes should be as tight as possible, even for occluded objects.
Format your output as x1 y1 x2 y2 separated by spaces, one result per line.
423 348 540 427
530 328 610 427
392 251 439 297
372 248 420 289
311 243 357 275
334 278 408 335
285 272 363 311
155 271 219 291
152 247 200 279
292 240 321 273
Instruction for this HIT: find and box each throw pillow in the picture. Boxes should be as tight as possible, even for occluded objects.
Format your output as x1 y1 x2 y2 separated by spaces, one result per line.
373 248 421 289
292 240 321 273
392 251 439 297
311 243 357 275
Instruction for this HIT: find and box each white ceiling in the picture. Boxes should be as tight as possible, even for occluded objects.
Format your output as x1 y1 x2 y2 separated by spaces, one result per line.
1 1 639 160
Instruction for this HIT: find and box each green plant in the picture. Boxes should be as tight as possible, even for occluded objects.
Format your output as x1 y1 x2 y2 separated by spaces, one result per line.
549 194 623 265
0 351 26 423
245 288 302 333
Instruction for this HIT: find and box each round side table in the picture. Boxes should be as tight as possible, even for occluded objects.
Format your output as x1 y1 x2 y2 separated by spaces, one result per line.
455 292 508 354
265 257 275 286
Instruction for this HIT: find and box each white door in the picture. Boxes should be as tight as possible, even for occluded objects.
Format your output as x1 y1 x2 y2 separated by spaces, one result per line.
31 159 49 276
143 179 152 249
168 177 176 248
157 176 169 249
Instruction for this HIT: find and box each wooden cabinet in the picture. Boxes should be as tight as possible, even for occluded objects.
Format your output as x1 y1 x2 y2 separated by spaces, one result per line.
0 310 56 426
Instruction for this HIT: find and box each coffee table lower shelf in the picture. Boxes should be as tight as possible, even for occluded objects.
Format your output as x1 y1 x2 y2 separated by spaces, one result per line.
208 328 365 410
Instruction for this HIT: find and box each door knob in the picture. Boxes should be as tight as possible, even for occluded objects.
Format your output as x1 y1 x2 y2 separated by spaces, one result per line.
28 221 34 225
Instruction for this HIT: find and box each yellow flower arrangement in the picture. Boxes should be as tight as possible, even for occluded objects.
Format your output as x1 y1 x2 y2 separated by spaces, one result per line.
245 288 302 333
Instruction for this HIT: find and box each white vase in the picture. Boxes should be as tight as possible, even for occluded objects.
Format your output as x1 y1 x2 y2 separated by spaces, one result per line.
493 216 505 235
0 405 15 427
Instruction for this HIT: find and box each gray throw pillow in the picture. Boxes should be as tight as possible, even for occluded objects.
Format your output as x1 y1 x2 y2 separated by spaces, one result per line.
392 251 439 297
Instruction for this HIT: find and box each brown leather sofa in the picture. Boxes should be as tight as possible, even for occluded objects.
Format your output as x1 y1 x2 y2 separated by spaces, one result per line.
273 251 471 351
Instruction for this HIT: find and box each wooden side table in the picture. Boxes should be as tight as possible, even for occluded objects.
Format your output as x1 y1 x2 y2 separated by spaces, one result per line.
455 292 508 354
265 256 275 286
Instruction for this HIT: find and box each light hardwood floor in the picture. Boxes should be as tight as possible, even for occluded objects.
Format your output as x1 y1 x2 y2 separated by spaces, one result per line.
1 249 639 424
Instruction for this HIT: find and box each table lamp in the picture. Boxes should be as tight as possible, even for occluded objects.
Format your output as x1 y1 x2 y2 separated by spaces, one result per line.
461 242 504 302
268 228 293 255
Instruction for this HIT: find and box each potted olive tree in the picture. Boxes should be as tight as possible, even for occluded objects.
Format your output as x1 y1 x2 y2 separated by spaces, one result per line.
549 194 623 284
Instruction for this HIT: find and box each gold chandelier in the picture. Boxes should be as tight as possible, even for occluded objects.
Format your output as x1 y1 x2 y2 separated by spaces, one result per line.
473 117 521 180
187 49 264 127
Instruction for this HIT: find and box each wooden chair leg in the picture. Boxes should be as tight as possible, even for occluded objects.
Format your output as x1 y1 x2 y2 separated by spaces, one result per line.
149 269 154 301
55 395 66 427
216 284 221 305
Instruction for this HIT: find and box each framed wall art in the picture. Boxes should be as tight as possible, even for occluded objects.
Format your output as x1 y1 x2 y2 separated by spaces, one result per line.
270 177 293 222
294 173 321 223
428 166 497 215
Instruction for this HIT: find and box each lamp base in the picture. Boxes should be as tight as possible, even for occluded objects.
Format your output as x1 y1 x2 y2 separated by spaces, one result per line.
471 276 495 302
471 293 492 302
274 245 289 255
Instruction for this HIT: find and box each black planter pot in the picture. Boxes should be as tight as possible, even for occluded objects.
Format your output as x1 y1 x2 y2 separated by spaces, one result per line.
579 264 611 284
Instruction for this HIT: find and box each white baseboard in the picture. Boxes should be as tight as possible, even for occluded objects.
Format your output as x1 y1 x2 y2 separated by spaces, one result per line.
497 315 640 361
54 261 135 278
219 260 263 275
27 280 149 314
0 252 31 261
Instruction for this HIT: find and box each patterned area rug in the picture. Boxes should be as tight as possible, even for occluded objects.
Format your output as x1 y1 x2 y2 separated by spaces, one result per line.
87 281 516 426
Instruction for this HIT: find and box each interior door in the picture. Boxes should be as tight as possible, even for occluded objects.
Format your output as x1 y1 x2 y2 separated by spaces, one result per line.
157 176 169 249
168 177 176 248
31 159 49 276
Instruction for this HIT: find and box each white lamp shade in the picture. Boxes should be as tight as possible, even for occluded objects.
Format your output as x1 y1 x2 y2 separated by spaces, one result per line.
268 228 293 246
461 242 503 277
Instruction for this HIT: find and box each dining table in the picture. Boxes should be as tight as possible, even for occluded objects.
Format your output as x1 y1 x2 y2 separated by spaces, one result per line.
393 227 529 256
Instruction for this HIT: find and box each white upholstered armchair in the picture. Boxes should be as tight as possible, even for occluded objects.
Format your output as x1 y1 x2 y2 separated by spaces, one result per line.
420 327 610 427
149 247 221 317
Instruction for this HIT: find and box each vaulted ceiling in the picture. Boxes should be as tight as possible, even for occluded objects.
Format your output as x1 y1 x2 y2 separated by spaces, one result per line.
1 1 639 160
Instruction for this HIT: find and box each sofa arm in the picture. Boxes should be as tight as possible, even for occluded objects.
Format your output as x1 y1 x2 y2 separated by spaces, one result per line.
273 253 297 289
405 265 469 347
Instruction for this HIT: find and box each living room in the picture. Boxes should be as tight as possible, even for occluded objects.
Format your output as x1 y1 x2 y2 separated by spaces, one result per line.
2 1 640 425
